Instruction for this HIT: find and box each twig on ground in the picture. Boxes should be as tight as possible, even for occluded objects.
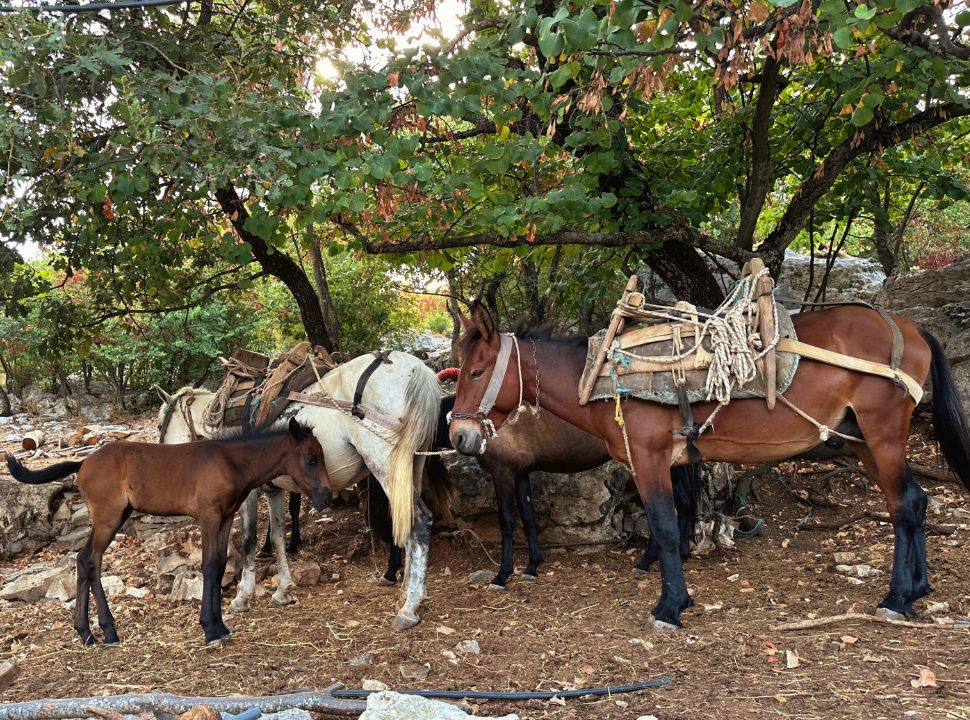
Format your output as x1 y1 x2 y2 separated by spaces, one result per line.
798 510 956 535
772 612 970 632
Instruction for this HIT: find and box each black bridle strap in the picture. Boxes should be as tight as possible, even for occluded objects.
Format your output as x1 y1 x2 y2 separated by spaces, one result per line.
352 351 393 420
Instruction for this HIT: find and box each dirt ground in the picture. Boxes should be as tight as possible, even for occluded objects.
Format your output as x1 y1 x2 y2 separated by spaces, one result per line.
2 417 969 719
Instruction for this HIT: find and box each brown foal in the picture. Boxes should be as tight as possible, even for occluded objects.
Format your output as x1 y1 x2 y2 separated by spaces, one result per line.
6 418 333 646
450 303 970 630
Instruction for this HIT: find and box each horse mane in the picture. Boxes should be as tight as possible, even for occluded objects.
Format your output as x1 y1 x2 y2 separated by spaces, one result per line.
207 422 312 445
458 323 588 358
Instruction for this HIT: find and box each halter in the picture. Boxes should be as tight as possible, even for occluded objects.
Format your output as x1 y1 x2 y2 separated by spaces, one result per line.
449 333 540 454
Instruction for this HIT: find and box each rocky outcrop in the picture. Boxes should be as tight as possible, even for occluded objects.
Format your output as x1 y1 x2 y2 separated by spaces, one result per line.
0 475 72 557
876 257 970 404
445 454 737 549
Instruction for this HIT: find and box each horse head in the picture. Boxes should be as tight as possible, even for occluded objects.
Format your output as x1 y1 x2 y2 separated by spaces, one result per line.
450 301 522 456
283 418 333 511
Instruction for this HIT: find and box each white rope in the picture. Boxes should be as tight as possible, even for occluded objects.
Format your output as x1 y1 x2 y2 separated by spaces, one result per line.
775 392 862 443
611 267 777 407
505 335 541 426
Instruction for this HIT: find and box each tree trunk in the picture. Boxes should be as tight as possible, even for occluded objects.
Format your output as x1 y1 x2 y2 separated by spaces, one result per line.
446 269 463 365
0 384 10 417
308 235 341 351
642 243 726 308
214 186 336 352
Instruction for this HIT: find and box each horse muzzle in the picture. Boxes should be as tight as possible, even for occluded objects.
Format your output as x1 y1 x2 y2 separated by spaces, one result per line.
310 487 332 511
450 423 484 456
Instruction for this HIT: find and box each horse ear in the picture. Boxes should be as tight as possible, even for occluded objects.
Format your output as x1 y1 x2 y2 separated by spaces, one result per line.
288 417 305 440
154 385 172 404
470 301 498 346
458 310 475 333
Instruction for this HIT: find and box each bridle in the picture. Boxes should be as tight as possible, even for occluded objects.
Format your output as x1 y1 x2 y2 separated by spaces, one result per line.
449 333 540 453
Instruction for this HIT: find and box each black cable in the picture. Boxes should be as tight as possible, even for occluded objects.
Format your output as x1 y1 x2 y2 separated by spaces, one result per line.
0 0 188 13
332 679 672 701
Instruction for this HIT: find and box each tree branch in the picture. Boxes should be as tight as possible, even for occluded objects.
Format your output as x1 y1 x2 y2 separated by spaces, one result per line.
361 225 755 264
736 55 781 252
759 101 970 266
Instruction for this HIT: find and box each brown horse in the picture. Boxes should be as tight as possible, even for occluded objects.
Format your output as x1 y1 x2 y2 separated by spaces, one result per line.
450 303 970 630
5 419 332 646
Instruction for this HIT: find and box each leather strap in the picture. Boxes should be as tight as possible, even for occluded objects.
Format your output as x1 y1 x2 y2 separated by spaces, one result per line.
477 334 514 418
287 390 400 433
352 351 393 420
776 338 923 403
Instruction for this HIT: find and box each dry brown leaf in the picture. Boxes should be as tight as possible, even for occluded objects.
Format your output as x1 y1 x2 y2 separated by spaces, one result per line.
911 667 938 689
785 650 800 669
840 634 858 644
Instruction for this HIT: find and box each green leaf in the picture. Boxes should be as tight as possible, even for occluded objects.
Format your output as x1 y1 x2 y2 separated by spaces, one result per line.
853 4 877 20
833 26 853 50
851 105 874 126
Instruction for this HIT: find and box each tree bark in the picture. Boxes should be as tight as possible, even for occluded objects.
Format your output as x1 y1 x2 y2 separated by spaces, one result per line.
215 186 336 352
0 384 10 417
642 243 726 307
736 56 781 252
308 235 341 351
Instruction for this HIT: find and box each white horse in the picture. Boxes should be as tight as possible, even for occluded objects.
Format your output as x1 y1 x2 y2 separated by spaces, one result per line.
157 351 440 630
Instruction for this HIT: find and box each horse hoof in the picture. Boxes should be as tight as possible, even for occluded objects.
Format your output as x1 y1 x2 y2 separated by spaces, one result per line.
632 567 649 577
271 592 296 607
205 636 228 649
391 612 421 631
487 583 508 592
80 633 98 646
652 618 680 633
875 607 909 622
229 599 251 614
520 574 538 582
377 576 396 587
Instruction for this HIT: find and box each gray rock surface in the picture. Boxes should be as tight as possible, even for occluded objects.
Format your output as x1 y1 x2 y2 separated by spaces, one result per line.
358 691 518 720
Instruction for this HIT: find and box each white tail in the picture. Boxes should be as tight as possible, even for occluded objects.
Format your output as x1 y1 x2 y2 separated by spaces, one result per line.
388 364 440 546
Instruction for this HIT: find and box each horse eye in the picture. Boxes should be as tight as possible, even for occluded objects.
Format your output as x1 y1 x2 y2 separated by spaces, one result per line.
307 455 317 466
471 369 484 380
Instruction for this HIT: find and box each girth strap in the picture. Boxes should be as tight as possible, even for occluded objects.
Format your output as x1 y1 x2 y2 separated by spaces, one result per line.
352 351 394 420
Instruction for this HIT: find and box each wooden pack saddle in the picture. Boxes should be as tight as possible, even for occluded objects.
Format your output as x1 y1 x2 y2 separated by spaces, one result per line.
579 260 798 408
214 342 336 430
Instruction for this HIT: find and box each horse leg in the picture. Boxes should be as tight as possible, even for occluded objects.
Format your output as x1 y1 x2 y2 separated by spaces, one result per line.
488 467 517 590
629 447 692 630
74 534 97 645
199 514 232 645
286 492 302 554
229 490 259 613
635 464 698 574
514 472 543 581
87 505 131 646
853 442 929 619
379 545 404 586
391 496 432 631
267 488 296 606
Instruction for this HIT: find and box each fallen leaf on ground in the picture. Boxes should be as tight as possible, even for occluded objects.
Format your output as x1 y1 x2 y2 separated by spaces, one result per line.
911 668 938 689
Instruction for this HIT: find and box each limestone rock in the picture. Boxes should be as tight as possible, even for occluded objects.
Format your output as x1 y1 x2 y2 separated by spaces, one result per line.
289 560 321 587
170 572 203 602
101 575 125 596
0 565 62 602
359 691 518 720
45 573 77 602
0 476 72 558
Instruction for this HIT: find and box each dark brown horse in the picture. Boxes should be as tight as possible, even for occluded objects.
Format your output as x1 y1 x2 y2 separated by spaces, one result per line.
366 390 699 590
450 303 970 629
5 419 332 646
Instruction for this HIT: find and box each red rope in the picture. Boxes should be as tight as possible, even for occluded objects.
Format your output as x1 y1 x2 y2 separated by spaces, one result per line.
436 367 460 382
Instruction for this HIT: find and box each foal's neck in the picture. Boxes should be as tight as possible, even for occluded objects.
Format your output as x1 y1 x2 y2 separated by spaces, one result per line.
232 435 296 491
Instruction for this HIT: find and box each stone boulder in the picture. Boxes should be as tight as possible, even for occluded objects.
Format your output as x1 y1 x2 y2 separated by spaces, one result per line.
777 251 886 302
0 475 72 558
444 453 737 547
876 257 970 405
0 564 63 602
359 691 518 720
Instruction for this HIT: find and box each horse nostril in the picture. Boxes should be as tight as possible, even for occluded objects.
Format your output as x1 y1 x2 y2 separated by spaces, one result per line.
455 432 465 449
